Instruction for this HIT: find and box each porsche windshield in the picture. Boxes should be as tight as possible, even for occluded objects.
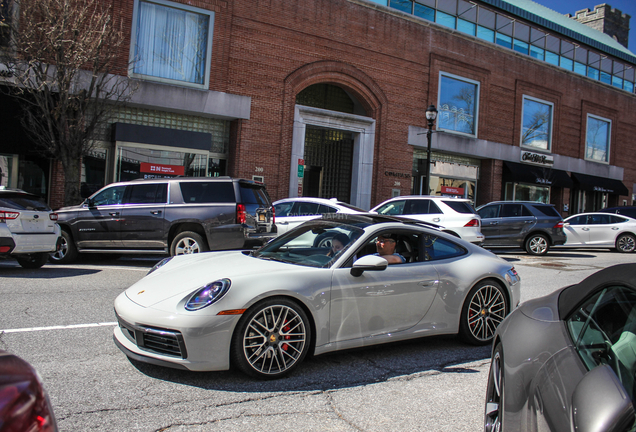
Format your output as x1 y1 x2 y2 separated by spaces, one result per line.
254 220 365 268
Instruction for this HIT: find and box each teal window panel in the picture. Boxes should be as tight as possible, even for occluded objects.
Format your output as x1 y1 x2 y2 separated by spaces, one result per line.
560 56 573 71
414 3 434 21
436 11 456 29
530 46 544 61
457 18 476 36
545 51 559 66
574 62 586 76
600 71 611 84
477 26 495 43
625 81 634 93
496 33 512 49
612 76 624 88
389 0 413 14
513 39 529 55
588 67 600 80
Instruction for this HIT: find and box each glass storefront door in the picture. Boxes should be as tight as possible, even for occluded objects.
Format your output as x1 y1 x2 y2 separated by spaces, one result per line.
504 182 550 203
115 144 209 182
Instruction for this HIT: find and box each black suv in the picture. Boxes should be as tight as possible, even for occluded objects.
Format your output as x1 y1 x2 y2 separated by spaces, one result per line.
476 201 566 255
599 206 636 219
51 177 275 263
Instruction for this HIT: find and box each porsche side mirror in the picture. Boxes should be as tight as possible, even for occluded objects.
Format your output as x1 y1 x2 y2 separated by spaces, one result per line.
350 255 388 277
571 364 635 432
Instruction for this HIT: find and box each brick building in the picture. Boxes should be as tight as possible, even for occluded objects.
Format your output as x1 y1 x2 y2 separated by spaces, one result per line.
1 0 635 215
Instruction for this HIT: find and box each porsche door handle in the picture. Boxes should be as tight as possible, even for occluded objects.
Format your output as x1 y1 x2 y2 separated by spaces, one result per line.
419 280 438 287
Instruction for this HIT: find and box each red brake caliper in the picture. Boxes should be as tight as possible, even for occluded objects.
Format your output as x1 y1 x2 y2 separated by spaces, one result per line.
282 320 290 351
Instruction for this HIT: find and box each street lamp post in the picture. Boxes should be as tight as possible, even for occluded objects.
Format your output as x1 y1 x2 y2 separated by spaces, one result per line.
424 104 438 195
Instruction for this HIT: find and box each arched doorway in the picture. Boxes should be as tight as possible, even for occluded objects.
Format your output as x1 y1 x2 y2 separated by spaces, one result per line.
291 83 376 209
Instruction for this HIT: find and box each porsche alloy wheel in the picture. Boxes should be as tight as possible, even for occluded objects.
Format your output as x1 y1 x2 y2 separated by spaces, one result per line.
460 280 507 345
233 298 310 379
484 344 504 432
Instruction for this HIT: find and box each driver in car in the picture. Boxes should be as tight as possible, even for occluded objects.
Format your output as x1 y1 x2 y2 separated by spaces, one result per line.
374 233 406 264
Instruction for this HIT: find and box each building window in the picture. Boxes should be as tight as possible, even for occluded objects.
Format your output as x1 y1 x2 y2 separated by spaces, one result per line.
521 96 553 151
130 0 214 88
586 114 611 163
438 73 479 137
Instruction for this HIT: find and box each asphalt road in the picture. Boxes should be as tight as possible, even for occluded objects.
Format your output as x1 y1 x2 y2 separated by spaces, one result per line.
0 248 633 431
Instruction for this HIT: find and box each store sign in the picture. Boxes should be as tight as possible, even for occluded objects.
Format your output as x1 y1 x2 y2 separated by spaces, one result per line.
384 171 411 179
441 186 464 195
520 151 554 167
140 163 185 176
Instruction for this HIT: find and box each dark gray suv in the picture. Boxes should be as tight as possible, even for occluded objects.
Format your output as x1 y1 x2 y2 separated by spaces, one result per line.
477 201 566 255
51 177 275 263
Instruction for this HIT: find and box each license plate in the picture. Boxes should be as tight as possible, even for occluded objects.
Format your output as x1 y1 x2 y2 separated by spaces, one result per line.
259 214 265 222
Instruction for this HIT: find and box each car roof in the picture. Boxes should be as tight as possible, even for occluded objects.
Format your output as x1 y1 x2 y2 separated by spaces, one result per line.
321 212 444 231
274 197 348 205
558 263 636 319
380 195 471 201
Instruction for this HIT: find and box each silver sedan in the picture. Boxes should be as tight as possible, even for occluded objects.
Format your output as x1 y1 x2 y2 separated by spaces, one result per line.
114 214 520 379
485 263 636 431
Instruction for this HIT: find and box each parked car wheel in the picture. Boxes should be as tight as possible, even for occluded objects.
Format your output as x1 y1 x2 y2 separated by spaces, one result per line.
15 252 50 269
525 234 549 255
232 297 311 379
49 230 78 264
313 232 336 248
170 231 208 256
615 233 636 253
484 343 504 432
459 280 507 345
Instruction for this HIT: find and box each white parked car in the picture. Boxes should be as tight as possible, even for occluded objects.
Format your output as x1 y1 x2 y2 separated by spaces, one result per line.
370 195 484 244
560 212 636 253
0 187 61 268
273 197 365 236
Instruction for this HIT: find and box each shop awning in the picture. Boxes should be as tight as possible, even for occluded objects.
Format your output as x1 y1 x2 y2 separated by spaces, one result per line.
503 162 573 188
571 172 629 195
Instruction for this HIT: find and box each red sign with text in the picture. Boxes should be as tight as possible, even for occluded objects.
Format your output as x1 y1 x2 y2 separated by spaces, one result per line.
441 186 464 195
140 163 185 176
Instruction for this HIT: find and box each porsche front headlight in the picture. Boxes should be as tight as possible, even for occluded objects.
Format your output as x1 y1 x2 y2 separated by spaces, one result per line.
185 279 231 311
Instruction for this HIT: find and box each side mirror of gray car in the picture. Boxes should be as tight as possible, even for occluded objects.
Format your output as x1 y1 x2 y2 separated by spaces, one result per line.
86 198 96 208
350 255 388 277
571 364 635 432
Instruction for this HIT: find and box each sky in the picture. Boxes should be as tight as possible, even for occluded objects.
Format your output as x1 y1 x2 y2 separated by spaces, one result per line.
530 0 636 54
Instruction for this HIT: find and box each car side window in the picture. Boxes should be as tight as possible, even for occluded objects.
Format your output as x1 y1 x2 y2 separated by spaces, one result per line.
428 200 442 214
124 184 167 204
91 185 126 206
274 202 293 217
406 199 429 214
589 214 611 225
502 204 524 217
318 204 337 214
375 200 405 216
568 216 586 225
611 215 627 224
292 202 320 216
567 286 636 403
180 181 235 203
420 234 467 261
478 204 500 219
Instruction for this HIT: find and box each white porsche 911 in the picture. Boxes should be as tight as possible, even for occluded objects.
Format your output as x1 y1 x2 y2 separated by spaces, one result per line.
113 214 520 379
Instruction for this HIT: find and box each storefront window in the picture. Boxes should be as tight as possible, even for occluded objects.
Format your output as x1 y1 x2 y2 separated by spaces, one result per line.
505 182 549 203
81 149 109 198
116 145 208 182
0 154 16 187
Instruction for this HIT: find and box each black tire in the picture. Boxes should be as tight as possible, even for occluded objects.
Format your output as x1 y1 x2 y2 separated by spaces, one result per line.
49 230 78 264
15 252 50 269
615 233 636 253
484 343 504 432
524 233 549 255
459 280 507 345
170 231 208 256
232 297 311 379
